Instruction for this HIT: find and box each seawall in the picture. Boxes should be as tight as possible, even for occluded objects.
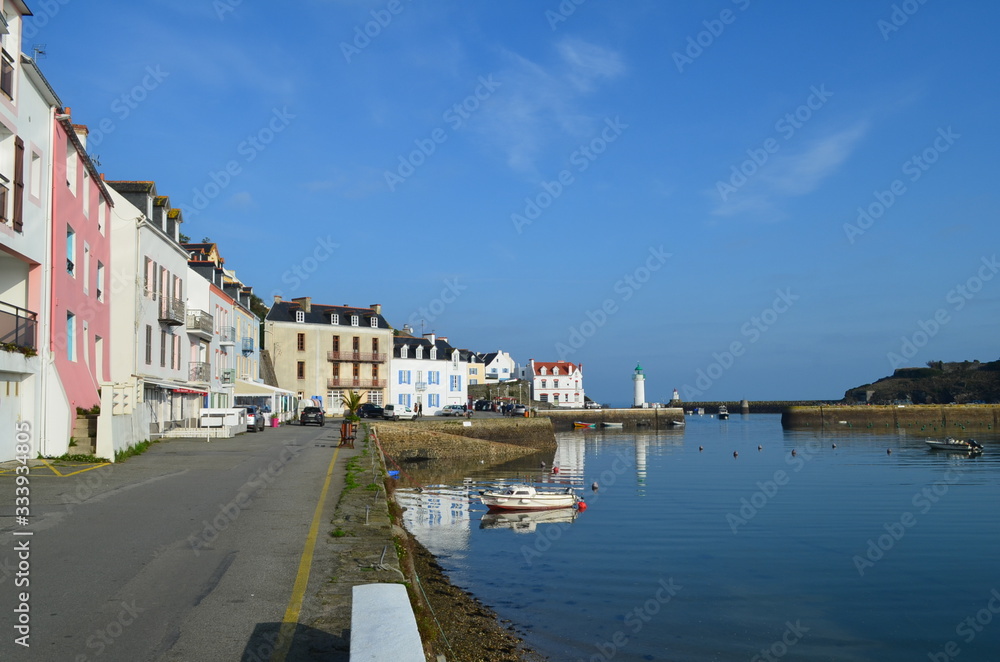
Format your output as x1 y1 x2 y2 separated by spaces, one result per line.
540 407 684 430
781 405 1000 432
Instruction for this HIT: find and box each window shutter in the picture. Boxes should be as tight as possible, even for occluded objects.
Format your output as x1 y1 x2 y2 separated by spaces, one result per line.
13 136 24 232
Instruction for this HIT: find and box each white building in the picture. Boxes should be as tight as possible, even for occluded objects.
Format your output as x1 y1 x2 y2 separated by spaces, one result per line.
390 333 467 415
0 5 63 460
527 359 585 408
99 182 201 455
478 350 517 383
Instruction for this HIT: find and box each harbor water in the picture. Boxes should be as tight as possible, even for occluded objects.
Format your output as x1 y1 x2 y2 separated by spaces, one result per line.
395 414 1000 661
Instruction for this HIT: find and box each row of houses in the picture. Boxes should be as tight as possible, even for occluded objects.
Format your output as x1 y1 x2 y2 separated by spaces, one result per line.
0 1 288 462
262 295 586 415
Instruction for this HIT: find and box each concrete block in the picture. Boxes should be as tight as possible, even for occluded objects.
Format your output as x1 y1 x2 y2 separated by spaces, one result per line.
350 583 423 662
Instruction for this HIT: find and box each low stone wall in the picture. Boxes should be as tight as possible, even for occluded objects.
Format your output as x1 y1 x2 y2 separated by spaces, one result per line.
781 405 1000 432
541 407 684 430
407 417 556 447
373 418 554 461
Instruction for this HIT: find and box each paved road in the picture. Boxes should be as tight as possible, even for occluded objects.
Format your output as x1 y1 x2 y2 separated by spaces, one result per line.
0 422 353 661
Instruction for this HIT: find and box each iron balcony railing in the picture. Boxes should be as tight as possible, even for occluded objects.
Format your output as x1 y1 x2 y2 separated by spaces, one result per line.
188 361 211 382
242 336 255 354
159 295 185 325
0 300 37 350
327 350 386 363
414 381 428 392
185 310 213 337
327 377 383 389
219 326 236 344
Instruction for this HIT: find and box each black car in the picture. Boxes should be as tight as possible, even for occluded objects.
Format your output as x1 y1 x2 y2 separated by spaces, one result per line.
300 406 325 426
358 403 384 419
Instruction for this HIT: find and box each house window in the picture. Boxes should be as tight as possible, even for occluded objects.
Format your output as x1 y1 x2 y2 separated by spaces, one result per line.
173 334 180 370
430 347 437 360
29 151 40 199
554 393 561 402
330 314 339 324
332 336 340 352
398 370 411 385
66 227 76 275
369 391 382 406
428 371 440 385
370 316 377 328
540 367 547 375
296 361 305 379
449 375 462 392
66 139 77 194
145 325 152 365
96 262 105 302
351 315 359 326
144 258 155 297
83 169 90 216
428 393 440 408
398 393 411 407
297 333 305 351
540 393 548 403
415 345 423 360
541 379 546 388
98 196 105 235
295 310 305 323
372 338 379 355
0 49 13 100
400 345 408 358
554 379 559 388
352 336 360 352
160 330 167 367
66 312 76 361
553 367 560 375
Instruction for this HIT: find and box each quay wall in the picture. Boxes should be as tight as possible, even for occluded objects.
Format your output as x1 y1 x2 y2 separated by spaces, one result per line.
781 405 1000 433
402 417 556 448
541 408 684 430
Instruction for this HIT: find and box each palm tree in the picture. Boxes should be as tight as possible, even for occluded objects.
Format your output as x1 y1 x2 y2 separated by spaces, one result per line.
341 390 364 420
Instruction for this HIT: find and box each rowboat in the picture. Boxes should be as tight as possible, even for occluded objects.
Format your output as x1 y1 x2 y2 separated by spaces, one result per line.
574 421 596 429
925 438 983 452
478 484 580 511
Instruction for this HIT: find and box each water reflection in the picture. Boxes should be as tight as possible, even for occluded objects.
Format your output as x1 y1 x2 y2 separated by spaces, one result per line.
480 509 578 534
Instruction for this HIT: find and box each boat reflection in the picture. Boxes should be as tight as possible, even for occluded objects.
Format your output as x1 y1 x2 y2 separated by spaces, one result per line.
479 508 579 534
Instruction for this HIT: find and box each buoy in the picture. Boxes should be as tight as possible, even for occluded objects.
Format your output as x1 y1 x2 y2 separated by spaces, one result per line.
591 482 599 491
699 446 704 451
733 451 738 458
791 449 797 456
832 443 837 449
757 445 763 451
887 449 892 455
552 466 560 474
577 501 588 512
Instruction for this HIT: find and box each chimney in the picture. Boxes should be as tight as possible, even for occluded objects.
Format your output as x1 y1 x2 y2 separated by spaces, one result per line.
72 124 89 149
273 295 282 305
371 303 382 315
423 332 436 345
438 336 448 343
292 296 311 313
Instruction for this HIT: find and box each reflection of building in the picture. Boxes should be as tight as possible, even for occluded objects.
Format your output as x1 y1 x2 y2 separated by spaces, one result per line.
552 435 586 480
396 485 472 557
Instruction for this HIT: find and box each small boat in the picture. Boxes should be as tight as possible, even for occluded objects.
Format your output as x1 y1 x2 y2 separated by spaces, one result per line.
601 422 624 428
573 421 596 429
478 484 580 511
669 419 685 427
925 438 983 452
718 405 729 420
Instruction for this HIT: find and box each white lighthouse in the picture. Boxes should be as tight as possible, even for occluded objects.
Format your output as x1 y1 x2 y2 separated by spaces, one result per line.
633 363 646 408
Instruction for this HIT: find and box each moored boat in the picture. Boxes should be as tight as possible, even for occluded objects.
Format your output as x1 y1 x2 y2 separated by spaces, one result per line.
925 438 983 452
478 484 580 511
718 405 729 420
574 421 596 428
669 419 685 427
601 422 624 428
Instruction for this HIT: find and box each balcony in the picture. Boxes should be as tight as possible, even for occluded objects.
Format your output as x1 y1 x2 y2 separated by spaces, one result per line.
189 361 210 383
241 336 255 355
221 369 235 384
219 326 236 346
414 381 427 392
185 309 213 340
158 295 185 326
327 351 386 363
327 377 383 390
0 300 37 350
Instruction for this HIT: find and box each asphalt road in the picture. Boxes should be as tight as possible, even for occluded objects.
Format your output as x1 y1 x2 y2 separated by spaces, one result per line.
0 421 351 661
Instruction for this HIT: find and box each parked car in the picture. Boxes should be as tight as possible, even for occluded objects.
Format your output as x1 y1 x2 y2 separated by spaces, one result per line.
300 406 325 426
511 404 528 416
437 404 465 417
382 404 416 421
584 401 602 409
358 403 384 419
244 405 265 432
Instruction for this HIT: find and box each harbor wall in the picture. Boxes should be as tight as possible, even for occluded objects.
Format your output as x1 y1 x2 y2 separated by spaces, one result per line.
399 417 556 448
540 407 684 430
781 405 1000 433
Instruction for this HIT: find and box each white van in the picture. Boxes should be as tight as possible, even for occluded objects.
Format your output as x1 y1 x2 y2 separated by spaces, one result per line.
382 404 416 421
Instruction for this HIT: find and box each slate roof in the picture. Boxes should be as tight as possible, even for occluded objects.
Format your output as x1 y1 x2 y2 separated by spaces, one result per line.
393 336 458 360
266 301 391 329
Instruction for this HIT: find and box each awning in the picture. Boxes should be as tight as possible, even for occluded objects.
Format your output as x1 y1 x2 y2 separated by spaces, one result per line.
234 380 294 396
173 388 208 395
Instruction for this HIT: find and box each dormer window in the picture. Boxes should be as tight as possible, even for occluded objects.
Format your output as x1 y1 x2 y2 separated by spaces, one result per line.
330 314 339 325
430 347 437 360
401 345 409 359
370 316 378 328
351 315 359 326
553 367 560 375
295 310 305 323
540 367 547 375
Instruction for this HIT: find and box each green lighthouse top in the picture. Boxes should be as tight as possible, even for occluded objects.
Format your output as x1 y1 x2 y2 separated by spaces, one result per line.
634 363 643 374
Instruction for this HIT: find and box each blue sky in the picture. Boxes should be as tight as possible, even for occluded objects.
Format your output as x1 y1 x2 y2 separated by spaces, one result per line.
28 1 1000 405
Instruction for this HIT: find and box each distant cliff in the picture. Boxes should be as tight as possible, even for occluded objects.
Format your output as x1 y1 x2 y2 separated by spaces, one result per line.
844 360 1000 404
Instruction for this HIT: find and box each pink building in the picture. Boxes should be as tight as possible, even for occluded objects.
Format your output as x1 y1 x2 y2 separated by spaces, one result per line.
48 114 114 447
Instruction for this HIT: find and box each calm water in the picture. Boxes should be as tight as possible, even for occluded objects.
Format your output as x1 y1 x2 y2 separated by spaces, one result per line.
395 414 1000 661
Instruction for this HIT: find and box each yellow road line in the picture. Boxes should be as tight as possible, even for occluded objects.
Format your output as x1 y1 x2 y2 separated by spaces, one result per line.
0 460 111 477
271 446 342 662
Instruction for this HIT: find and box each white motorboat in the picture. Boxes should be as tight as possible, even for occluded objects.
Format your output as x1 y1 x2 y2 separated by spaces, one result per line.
925 438 983 452
718 405 729 420
602 422 624 428
478 484 579 511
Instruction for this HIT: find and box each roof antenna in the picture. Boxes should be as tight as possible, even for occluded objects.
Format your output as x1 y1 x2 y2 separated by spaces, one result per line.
32 44 46 60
